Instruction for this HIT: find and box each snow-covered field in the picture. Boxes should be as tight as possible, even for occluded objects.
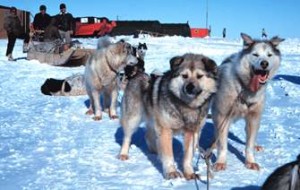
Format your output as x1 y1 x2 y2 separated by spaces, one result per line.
0 35 299 190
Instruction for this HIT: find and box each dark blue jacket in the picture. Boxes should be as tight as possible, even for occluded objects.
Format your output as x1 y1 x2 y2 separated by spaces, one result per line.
55 12 74 32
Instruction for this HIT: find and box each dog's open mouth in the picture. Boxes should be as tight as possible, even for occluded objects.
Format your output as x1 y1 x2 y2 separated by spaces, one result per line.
250 67 269 92
253 69 269 84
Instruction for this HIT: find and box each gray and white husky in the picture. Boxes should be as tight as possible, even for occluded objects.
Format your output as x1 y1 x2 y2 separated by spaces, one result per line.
119 53 218 180
85 38 138 120
211 33 284 171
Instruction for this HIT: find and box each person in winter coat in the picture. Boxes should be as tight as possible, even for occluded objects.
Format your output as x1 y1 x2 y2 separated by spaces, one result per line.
33 5 51 31
3 6 30 61
54 3 74 44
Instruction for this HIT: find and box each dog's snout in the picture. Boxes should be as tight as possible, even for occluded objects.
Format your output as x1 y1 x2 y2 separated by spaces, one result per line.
260 60 269 69
185 83 195 95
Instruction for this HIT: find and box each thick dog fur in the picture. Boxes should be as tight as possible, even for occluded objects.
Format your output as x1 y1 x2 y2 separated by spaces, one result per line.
84 38 138 120
211 33 284 171
262 154 300 190
41 73 86 96
119 53 218 180
117 42 147 91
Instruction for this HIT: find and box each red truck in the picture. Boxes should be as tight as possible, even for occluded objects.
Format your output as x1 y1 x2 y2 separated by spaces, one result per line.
74 17 116 37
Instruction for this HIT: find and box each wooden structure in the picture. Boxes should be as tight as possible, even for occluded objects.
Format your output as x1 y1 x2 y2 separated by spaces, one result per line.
0 5 30 39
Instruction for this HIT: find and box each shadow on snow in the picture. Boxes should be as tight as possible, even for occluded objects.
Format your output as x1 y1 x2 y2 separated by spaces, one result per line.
273 74 300 85
114 121 249 179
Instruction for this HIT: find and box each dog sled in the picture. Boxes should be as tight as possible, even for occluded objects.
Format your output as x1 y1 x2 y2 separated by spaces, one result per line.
27 40 94 67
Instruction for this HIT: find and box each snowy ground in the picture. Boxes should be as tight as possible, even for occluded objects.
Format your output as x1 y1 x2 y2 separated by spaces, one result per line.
0 35 299 190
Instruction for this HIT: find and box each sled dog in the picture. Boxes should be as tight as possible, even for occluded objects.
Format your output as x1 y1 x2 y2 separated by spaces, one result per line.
117 42 147 91
119 53 218 180
211 33 284 171
41 74 86 96
85 38 138 120
136 42 147 60
262 154 300 190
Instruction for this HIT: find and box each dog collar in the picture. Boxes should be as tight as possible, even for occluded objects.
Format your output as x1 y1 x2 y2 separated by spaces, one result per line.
105 55 118 75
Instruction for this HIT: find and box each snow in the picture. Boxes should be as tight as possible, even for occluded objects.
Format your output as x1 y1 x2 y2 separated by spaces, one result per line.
0 35 299 190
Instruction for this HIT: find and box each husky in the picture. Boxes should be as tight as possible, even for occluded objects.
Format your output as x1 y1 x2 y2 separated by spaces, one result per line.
117 42 147 92
119 53 218 180
262 154 300 190
84 38 138 120
136 42 148 60
41 73 86 96
211 33 284 171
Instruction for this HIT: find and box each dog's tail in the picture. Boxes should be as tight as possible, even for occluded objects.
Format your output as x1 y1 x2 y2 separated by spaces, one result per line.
96 36 112 50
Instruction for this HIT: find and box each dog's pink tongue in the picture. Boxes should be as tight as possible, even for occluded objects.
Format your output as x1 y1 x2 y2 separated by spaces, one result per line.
249 75 261 92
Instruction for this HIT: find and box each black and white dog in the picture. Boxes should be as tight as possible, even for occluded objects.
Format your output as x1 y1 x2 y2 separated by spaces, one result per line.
117 42 148 93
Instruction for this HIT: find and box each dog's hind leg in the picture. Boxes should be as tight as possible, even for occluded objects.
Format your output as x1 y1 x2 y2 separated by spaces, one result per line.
145 120 157 154
213 114 231 171
109 87 119 119
119 113 142 160
245 110 262 171
90 90 102 120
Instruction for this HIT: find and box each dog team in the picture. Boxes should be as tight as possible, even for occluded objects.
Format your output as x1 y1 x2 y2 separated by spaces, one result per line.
42 33 295 185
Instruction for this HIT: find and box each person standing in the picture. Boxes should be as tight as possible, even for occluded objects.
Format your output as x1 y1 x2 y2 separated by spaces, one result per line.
55 3 74 44
222 27 226 38
262 28 268 39
33 5 51 31
3 6 30 61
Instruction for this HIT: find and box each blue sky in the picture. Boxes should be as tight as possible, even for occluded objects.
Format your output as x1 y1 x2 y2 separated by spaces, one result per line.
1 0 299 39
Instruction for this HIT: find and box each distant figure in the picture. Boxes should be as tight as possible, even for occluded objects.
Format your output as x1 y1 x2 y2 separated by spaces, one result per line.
33 5 51 31
3 6 30 61
262 154 300 190
262 28 268 39
208 25 211 37
222 28 226 38
54 3 74 44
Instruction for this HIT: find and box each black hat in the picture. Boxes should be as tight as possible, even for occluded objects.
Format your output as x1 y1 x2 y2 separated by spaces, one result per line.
60 3 66 9
40 5 46 11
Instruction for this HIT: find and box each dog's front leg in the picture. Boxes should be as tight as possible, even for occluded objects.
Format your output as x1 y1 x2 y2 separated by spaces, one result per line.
91 90 102 120
158 127 181 179
183 130 199 180
245 111 262 170
109 87 118 119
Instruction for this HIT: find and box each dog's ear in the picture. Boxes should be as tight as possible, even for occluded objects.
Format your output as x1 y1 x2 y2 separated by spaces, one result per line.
241 33 254 48
63 81 71 92
118 39 125 43
170 56 184 71
269 36 285 47
202 57 218 77
143 43 147 49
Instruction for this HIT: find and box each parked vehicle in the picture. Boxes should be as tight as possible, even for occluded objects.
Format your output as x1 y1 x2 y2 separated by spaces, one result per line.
73 17 116 38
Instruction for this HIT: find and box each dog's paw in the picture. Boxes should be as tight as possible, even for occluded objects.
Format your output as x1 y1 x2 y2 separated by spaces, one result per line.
245 162 260 171
184 173 200 180
85 109 93 115
93 116 102 121
214 163 227 171
118 154 129 161
110 115 119 120
254 145 264 152
165 171 182 179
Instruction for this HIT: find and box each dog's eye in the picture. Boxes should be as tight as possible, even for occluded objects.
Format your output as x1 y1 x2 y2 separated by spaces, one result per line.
267 53 273 57
197 74 203 79
252 53 259 57
182 74 188 79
